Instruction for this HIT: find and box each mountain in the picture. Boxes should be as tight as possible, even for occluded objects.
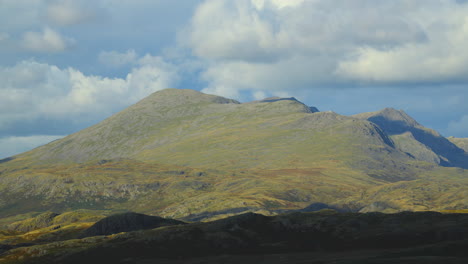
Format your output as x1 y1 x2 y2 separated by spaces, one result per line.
448 136 468 152
354 108 468 168
0 89 467 221
10 89 378 168
9 89 414 174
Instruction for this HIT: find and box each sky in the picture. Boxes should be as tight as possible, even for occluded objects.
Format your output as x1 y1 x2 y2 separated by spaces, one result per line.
1 0 468 158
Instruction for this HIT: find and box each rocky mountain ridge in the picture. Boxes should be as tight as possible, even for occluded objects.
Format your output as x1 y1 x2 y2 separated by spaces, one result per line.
354 108 468 168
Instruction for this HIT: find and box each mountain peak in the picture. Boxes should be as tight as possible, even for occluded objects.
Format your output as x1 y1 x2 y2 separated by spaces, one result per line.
354 107 468 169
353 107 419 128
379 107 414 120
258 97 299 103
141 88 241 107
249 96 320 113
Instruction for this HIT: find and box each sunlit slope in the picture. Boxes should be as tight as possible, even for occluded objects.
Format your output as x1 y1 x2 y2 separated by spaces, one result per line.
15 89 241 164
448 136 468 152
13 89 413 176
0 159 383 219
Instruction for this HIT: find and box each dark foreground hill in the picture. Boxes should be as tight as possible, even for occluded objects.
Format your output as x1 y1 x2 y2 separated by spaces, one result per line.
80 212 185 237
0 211 467 263
0 89 467 220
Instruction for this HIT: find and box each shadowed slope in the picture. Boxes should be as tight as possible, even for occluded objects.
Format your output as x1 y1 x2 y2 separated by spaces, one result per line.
1 211 467 264
80 212 185 237
354 108 468 168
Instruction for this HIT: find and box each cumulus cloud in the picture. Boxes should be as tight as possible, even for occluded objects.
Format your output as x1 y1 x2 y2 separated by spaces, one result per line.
0 58 179 131
183 0 468 99
21 27 74 52
46 0 97 26
200 56 334 99
252 0 306 9
0 135 64 159
186 0 281 62
98 49 138 67
336 3 468 83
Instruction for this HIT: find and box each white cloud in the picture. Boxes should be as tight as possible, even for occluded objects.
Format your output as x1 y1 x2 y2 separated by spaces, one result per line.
126 56 180 101
188 0 428 62
200 55 334 98
184 0 468 99
336 4 468 83
98 49 138 67
0 135 64 159
21 27 74 52
0 58 179 129
252 0 306 10
46 0 96 26
187 0 282 62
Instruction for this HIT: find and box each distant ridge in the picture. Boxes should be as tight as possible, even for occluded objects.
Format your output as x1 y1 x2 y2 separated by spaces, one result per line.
354 108 468 168
354 108 420 131
140 88 241 107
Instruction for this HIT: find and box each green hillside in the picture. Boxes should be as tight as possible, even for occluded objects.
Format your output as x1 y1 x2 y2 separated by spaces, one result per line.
0 89 467 221
12 89 408 172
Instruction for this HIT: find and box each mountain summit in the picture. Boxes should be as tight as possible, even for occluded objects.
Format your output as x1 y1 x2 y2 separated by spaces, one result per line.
354 108 420 132
14 89 341 167
354 108 468 168
0 89 467 220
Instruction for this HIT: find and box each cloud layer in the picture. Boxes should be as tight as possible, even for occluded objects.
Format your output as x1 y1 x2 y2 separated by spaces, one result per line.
0 55 179 132
46 0 97 26
184 0 468 98
21 27 74 52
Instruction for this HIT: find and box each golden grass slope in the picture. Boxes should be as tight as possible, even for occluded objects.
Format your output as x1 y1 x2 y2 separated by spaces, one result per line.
448 136 468 152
